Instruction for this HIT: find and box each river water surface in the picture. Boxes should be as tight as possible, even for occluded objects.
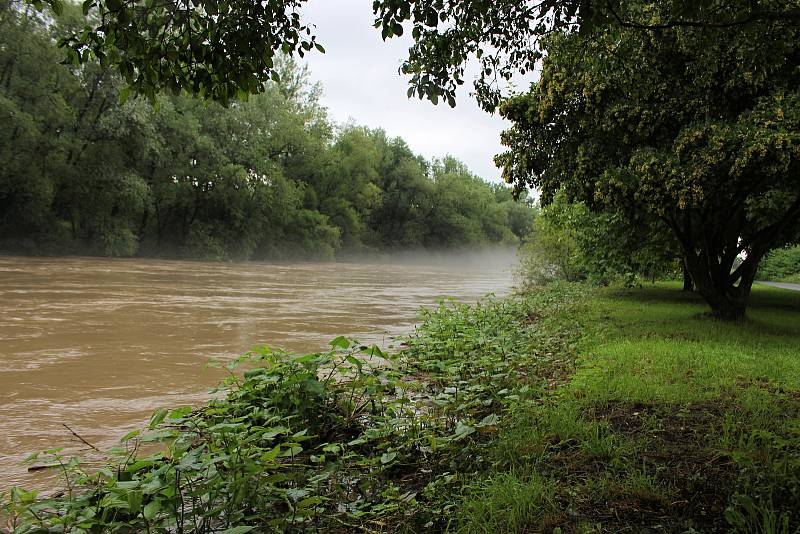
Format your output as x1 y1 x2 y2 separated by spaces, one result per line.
0 253 515 491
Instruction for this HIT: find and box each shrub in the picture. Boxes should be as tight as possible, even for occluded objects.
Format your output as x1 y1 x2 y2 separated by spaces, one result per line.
758 246 800 282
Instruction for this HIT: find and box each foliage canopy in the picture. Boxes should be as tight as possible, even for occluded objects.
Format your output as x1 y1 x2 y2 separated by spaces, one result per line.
496 7 800 318
374 0 800 110
16 0 798 108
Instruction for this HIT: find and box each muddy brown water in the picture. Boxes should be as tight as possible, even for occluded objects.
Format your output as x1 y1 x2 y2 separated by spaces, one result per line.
0 253 516 491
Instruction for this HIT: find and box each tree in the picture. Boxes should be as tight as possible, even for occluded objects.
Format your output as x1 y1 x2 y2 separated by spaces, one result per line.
519 190 680 287
1 0 533 260
496 14 800 319
369 135 434 248
17 0 795 108
374 0 800 110
0 2 75 248
492 185 535 240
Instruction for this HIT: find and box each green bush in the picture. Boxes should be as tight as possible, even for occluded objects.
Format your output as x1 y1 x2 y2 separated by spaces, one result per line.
182 223 228 261
758 246 800 282
100 226 139 257
517 191 679 288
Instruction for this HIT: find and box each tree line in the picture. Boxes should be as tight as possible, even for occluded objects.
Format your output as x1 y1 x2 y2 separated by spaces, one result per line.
0 2 533 260
7 0 800 318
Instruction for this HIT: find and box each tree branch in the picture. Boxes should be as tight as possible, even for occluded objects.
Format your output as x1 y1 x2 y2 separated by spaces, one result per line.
63 423 101 452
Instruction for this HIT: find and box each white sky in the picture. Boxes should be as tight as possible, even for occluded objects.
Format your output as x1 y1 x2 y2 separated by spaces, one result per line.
302 1 515 183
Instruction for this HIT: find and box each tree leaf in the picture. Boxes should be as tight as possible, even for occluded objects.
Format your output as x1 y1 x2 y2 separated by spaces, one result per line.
329 336 350 349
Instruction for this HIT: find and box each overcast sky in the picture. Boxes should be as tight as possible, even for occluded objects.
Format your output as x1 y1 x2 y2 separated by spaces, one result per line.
302 1 513 183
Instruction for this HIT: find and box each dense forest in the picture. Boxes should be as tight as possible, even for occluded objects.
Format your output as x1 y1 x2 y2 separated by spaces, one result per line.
0 2 533 261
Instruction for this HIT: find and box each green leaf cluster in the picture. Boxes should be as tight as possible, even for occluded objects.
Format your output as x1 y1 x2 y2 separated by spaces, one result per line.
758 245 800 282
518 191 680 287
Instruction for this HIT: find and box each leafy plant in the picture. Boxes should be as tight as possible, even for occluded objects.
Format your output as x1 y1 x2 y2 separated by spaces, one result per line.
2 286 585 533
758 246 800 283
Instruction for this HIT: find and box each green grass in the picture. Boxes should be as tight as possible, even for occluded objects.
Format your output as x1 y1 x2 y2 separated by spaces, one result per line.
460 283 800 533
457 472 558 533
573 283 800 403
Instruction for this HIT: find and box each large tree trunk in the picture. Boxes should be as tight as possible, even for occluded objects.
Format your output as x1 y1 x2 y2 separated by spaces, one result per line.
681 261 694 292
665 187 800 321
683 250 761 321
695 284 750 320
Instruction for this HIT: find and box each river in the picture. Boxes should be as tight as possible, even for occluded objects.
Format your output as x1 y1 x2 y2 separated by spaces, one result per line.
0 252 516 491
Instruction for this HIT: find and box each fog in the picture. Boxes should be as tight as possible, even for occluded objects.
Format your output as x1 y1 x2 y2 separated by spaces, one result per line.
337 245 520 270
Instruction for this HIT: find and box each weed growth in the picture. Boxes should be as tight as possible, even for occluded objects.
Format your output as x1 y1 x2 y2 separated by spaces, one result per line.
2 284 586 533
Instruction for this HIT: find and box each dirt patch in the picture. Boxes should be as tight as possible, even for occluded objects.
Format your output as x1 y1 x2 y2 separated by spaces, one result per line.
526 311 541 324
556 401 740 533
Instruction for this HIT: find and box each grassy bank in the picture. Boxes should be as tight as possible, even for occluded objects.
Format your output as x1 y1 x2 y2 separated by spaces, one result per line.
4 283 800 532
461 283 800 533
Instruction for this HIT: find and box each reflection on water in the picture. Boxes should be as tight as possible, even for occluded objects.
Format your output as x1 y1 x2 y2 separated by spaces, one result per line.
0 252 516 490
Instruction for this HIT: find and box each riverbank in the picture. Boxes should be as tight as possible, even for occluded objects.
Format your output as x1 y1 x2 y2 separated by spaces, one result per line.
0 255 514 491
4 283 800 532
461 283 800 532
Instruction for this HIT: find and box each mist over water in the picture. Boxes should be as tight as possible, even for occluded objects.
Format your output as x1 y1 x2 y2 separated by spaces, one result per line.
339 246 520 269
0 250 518 490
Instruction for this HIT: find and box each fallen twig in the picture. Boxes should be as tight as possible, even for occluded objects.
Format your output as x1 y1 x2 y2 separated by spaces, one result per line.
27 463 60 472
62 424 100 452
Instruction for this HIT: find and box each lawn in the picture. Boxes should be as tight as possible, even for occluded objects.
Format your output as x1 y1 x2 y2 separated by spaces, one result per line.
461 283 800 533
